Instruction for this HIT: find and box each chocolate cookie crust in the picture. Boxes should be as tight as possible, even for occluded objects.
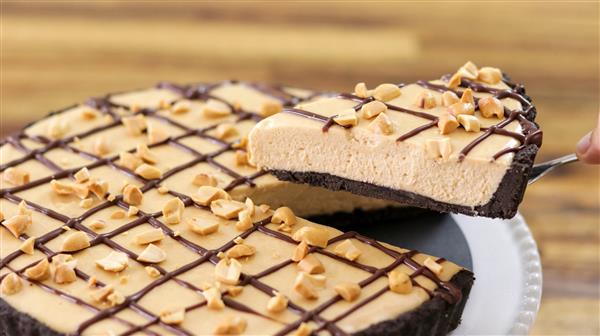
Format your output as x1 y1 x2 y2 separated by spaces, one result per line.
272 143 537 219
0 270 474 336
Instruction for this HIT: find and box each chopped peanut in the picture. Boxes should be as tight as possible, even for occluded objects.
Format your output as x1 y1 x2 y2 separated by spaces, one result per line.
188 218 220 235
478 96 504 118
160 308 185 325
123 184 143 205
359 100 387 119
214 258 242 285
215 123 238 140
447 102 475 117
192 186 230 206
424 257 443 275
24 258 51 281
214 315 247 334
61 231 91 252
122 115 147 136
4 214 31 238
136 144 158 164
437 112 460 135
388 270 412 294
203 287 225 310
415 91 437 109
292 227 329 248
334 282 361 302
457 114 481 132
135 164 162 180
267 292 288 313
193 173 218 187
441 91 460 107
447 73 462 89
210 199 245 219
170 101 191 115
118 152 143 171
1 273 22 295
333 239 362 261
373 83 401 102
297 254 325 274
333 109 359 127
478 67 502 84
134 228 165 245
226 244 256 259
367 112 394 135
201 99 231 118
460 88 475 106
292 241 309 262
137 244 167 263
456 61 479 80
354 82 370 98
162 198 185 224
19 237 35 255
3 167 30 186
96 251 129 272
260 101 283 117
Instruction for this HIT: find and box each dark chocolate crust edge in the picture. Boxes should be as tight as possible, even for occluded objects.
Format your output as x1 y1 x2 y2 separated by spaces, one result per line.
0 299 63 336
0 270 473 336
271 143 537 219
354 269 474 336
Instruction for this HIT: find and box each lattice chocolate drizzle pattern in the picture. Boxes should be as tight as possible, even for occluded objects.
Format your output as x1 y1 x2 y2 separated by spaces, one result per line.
284 76 542 162
1 81 459 335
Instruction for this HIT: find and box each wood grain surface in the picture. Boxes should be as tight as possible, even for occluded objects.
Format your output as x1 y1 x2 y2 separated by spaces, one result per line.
1 2 598 335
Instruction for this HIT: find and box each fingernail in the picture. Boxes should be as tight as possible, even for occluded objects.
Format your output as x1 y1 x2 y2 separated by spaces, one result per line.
576 131 592 155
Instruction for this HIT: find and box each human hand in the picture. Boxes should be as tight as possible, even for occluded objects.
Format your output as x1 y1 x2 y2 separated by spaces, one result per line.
576 111 600 164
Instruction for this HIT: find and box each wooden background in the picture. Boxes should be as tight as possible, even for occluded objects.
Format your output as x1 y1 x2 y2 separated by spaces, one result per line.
1 1 598 334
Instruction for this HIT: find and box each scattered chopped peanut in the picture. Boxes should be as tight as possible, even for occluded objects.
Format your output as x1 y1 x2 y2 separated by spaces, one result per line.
192 186 230 206
354 82 370 98
88 179 109 199
80 108 99 120
1 273 22 295
61 231 91 252
460 88 475 106
24 258 51 281
388 270 413 294
424 257 443 275
137 244 167 263
447 73 462 89
107 290 125 307
136 144 158 164
110 210 126 219
437 112 460 135
447 101 475 117
441 91 460 107
188 218 220 235
134 228 165 245
157 186 169 194
91 284 114 303
160 308 185 325
47 118 68 139
193 173 218 187
333 109 359 127
145 266 161 278
147 125 169 144
260 100 283 117
162 197 185 224
235 210 253 231
457 114 481 132
54 262 77 284
215 123 238 140
226 244 256 259
118 152 143 171
210 199 245 219
79 198 94 209
267 292 288 313
234 150 250 166
292 241 309 262
334 282 361 302
127 206 139 217
359 100 387 119
170 101 191 115
367 112 394 135
89 219 107 230
227 285 244 297
96 251 129 272
297 254 325 274
122 115 147 136
333 239 362 261
123 184 144 205
292 226 329 248
373 83 401 102
293 272 319 300
3 167 30 186
19 237 35 255
135 164 162 180
415 91 437 109
456 61 479 80
203 287 225 310
214 315 247 335
292 322 313 336
478 67 502 84
214 258 242 285
201 99 231 118
4 214 31 238
271 207 297 227
478 96 504 118
93 136 111 156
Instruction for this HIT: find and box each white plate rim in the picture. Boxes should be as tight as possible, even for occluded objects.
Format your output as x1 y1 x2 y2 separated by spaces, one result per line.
452 212 543 335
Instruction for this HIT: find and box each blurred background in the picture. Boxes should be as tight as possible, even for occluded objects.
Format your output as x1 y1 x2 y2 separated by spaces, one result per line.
1 1 598 334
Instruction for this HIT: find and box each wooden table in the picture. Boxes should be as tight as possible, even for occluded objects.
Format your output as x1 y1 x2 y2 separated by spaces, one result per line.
1 2 598 334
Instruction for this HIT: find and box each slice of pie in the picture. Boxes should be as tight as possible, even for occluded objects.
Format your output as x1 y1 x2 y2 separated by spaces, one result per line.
0 184 473 335
248 62 542 218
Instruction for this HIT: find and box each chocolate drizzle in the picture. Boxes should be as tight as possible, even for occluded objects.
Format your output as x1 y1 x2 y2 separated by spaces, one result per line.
0 81 463 335
281 76 541 162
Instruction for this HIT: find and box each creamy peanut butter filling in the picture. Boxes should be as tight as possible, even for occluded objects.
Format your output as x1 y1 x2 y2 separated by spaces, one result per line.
249 64 540 207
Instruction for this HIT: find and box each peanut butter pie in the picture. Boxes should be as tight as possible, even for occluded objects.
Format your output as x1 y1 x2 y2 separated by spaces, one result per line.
248 63 543 218
0 81 414 226
0 170 473 335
